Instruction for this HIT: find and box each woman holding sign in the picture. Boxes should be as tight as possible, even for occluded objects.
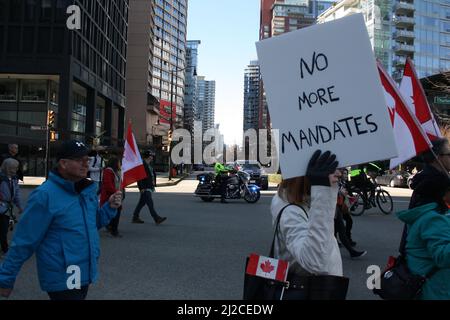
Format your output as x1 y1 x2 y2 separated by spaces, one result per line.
270 150 349 300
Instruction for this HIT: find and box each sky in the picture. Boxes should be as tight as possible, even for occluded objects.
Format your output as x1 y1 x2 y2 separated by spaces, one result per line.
186 0 260 145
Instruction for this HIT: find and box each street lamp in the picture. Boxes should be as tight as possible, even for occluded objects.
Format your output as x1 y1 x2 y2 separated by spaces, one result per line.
168 65 190 180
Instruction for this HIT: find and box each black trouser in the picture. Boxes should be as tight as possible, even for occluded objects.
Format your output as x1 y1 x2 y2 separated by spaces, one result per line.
47 285 89 300
334 208 358 255
0 214 10 253
342 211 353 240
217 174 228 199
109 208 121 233
133 191 159 220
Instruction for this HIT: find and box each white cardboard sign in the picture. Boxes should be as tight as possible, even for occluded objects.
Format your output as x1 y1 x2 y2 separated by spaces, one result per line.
256 14 397 179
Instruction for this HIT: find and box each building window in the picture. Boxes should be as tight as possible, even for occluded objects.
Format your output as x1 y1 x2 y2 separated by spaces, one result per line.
49 81 59 107
72 89 87 134
0 79 17 101
21 80 47 102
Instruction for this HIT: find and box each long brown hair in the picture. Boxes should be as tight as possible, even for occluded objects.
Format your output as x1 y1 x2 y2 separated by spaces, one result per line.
277 176 311 206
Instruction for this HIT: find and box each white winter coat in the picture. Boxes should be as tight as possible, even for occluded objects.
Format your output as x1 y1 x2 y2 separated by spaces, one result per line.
270 185 343 277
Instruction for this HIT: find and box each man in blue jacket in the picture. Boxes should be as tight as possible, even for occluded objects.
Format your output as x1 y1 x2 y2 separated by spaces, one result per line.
0 140 122 300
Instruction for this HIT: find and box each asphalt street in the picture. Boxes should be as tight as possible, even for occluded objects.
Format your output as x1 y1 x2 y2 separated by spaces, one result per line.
5 173 411 300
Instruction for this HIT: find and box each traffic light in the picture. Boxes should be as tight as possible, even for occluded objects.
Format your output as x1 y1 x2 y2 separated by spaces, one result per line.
50 130 57 142
162 145 170 152
47 110 56 128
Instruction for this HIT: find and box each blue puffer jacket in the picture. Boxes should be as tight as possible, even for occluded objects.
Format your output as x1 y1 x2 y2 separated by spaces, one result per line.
397 203 450 300
0 171 117 292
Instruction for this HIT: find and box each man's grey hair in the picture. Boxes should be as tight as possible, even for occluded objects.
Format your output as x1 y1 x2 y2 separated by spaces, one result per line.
0 158 19 173
8 144 18 149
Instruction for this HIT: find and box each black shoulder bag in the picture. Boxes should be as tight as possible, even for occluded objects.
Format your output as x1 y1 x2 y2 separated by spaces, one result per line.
373 224 439 300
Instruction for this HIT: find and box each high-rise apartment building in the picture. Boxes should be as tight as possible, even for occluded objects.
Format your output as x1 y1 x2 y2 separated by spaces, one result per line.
196 76 215 133
317 0 450 81
184 40 200 134
151 0 188 131
258 0 329 130
126 0 161 147
243 61 261 132
0 0 129 175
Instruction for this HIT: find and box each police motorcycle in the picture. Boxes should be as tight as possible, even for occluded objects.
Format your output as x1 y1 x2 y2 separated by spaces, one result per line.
194 168 261 203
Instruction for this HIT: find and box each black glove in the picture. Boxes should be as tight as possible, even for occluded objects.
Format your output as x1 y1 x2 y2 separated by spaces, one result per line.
306 150 339 186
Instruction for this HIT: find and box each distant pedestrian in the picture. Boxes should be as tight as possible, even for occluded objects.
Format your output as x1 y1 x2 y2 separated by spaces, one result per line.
88 148 104 194
0 158 23 256
100 156 124 237
132 151 166 225
0 144 24 181
0 140 122 300
335 182 367 259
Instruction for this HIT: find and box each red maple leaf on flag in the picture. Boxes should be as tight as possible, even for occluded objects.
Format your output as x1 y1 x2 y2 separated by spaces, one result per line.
260 260 275 274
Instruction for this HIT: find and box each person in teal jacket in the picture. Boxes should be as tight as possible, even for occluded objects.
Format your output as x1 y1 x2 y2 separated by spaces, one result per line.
396 173 450 300
0 140 122 300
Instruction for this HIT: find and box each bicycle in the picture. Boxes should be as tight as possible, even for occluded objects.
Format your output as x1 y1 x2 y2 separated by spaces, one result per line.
344 180 393 216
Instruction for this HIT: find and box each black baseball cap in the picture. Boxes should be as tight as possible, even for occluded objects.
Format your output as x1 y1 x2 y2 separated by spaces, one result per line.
56 140 89 161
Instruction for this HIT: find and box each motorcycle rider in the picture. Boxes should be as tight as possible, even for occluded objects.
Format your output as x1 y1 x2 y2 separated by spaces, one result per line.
214 159 234 203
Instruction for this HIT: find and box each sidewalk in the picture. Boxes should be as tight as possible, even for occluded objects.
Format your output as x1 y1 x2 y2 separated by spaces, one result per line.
19 172 190 189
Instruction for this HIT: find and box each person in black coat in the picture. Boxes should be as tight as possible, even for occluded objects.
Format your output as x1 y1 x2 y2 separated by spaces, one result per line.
132 151 167 225
409 138 450 209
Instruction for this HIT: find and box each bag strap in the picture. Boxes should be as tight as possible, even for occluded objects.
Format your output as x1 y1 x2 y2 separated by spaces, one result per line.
269 203 308 258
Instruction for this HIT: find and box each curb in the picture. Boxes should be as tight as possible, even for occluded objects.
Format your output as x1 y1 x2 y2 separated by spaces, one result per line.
18 174 191 190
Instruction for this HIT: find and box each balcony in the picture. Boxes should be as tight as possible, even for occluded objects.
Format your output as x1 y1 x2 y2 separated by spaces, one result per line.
394 1 415 15
394 43 415 54
393 56 407 66
393 15 415 27
393 29 415 41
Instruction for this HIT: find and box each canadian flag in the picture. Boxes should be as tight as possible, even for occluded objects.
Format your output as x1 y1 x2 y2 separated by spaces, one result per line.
120 123 147 189
246 254 289 282
400 58 442 141
377 62 432 169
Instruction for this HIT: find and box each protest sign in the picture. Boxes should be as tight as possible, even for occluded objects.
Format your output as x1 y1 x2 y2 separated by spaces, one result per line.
256 14 397 179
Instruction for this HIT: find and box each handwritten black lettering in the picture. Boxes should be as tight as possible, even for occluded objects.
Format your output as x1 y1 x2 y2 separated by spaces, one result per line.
366 114 378 133
298 86 341 110
299 51 329 79
300 130 311 148
337 117 354 137
282 132 299 153
333 122 346 139
354 116 368 135
280 114 379 153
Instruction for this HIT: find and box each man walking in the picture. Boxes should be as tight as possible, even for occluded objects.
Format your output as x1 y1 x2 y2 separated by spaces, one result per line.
0 140 122 300
132 151 166 225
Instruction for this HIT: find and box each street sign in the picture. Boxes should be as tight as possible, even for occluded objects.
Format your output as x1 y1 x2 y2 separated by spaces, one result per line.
434 96 450 104
30 125 47 131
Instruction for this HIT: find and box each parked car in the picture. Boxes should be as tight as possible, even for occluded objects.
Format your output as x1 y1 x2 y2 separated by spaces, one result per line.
375 171 410 188
193 164 205 171
232 160 269 190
